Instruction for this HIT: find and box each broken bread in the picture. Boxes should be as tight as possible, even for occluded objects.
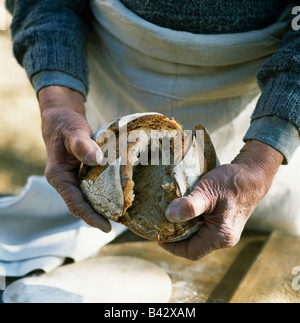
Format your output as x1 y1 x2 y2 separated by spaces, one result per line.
79 113 217 242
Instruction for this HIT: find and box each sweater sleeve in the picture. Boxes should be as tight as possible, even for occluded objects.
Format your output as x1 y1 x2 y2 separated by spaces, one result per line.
5 0 91 96
245 5 300 162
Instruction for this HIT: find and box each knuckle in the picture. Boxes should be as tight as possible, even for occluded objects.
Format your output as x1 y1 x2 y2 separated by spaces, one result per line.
67 199 86 218
187 233 214 261
190 182 216 215
67 203 81 218
45 165 72 199
42 112 64 142
45 164 65 188
218 229 239 249
65 131 92 159
45 165 59 186
220 238 234 249
180 196 197 218
71 137 87 154
187 252 203 262
187 243 212 261
63 190 92 221
61 129 74 153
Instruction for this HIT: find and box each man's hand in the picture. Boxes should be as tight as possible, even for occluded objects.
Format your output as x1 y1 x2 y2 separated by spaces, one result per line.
39 86 111 233
160 140 283 260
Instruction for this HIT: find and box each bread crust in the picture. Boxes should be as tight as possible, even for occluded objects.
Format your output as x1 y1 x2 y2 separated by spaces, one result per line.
79 113 216 242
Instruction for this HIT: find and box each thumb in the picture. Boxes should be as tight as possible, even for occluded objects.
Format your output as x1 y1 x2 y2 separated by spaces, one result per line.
165 184 214 223
66 129 103 166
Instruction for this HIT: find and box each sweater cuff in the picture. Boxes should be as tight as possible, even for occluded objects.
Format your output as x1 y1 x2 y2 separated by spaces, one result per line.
32 71 87 99
243 116 300 165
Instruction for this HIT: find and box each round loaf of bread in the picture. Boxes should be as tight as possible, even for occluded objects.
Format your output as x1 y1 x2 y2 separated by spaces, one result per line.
79 113 217 242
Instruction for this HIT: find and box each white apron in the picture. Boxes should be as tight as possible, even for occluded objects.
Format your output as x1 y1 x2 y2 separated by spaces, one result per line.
86 0 300 234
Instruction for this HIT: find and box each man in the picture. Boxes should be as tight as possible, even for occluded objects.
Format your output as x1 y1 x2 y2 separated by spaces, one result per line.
5 0 300 260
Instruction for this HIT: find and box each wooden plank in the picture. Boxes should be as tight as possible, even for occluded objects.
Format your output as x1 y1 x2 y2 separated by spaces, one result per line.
230 231 300 303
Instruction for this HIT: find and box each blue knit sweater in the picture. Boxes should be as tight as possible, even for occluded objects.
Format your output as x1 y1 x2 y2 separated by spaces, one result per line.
5 0 300 163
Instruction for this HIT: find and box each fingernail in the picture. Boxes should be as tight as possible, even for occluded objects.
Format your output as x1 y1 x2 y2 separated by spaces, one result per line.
165 204 182 223
84 149 103 166
101 221 112 233
89 213 111 233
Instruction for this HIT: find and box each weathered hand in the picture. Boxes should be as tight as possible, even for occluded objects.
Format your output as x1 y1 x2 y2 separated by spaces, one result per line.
160 140 283 260
39 86 111 233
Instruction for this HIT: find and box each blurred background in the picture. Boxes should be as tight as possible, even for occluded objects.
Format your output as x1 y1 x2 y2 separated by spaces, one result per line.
0 10 47 195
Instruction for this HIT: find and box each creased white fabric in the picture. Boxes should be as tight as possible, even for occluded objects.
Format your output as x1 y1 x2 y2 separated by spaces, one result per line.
0 176 126 277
